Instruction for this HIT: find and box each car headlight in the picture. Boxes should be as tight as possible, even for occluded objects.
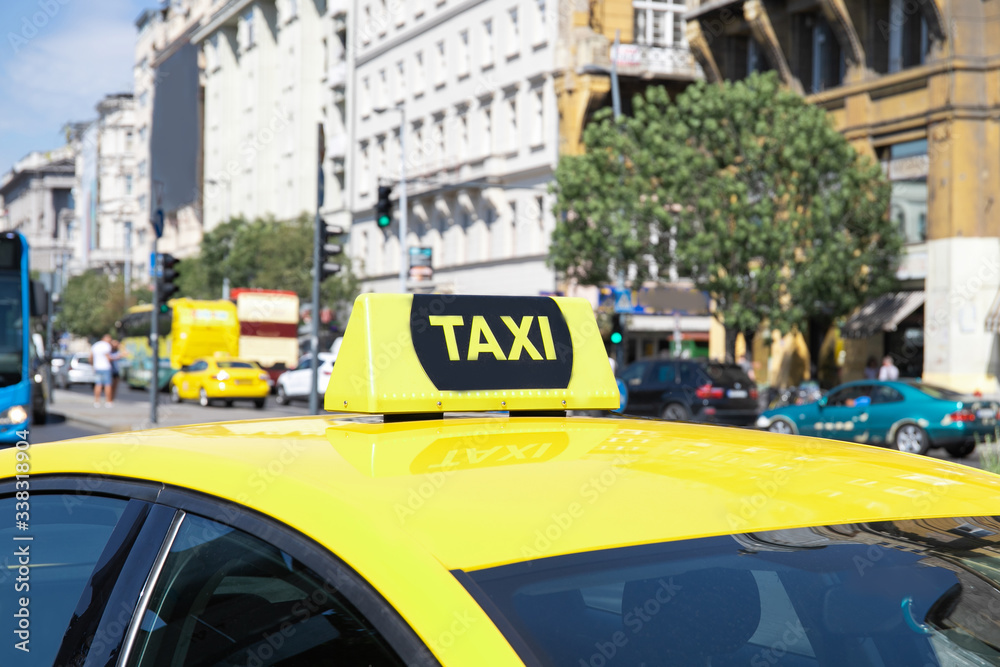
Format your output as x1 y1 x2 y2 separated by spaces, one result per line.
216 371 230 381
33 373 43 384
0 405 29 425
755 415 771 428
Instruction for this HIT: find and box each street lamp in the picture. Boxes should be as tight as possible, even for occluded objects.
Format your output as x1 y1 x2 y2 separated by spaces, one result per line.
372 104 408 294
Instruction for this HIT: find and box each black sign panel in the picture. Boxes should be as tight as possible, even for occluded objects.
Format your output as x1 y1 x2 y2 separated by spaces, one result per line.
410 295 573 391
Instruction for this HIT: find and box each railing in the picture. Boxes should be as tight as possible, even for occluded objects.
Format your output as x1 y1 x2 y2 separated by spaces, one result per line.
611 43 703 80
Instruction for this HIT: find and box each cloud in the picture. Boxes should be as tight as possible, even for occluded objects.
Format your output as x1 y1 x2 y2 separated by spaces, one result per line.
0 0 140 170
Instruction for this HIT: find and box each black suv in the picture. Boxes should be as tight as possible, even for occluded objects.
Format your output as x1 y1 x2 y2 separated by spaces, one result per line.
618 358 759 426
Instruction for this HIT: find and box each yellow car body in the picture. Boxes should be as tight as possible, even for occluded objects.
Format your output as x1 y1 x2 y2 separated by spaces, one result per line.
5 294 1000 666
169 356 270 406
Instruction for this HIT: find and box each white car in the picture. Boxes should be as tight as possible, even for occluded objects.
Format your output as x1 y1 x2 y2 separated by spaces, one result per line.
274 352 335 405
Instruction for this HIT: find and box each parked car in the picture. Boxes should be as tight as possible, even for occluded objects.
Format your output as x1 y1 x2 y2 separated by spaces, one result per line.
275 353 336 405
52 353 97 389
618 357 759 426
756 380 999 457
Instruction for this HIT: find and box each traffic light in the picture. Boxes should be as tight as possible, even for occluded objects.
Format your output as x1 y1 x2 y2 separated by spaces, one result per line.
158 253 181 302
610 315 624 345
376 185 393 228
321 224 345 280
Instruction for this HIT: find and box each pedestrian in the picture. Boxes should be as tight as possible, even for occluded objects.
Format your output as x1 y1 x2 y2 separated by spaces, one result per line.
737 353 756 382
90 334 115 408
864 356 879 380
878 355 900 381
110 339 121 403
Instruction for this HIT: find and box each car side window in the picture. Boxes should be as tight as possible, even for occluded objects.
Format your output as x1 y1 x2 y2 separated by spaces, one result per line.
191 361 208 372
620 362 649 385
829 386 872 407
0 494 129 666
654 362 676 384
126 513 407 667
297 355 312 370
678 363 705 387
871 386 904 404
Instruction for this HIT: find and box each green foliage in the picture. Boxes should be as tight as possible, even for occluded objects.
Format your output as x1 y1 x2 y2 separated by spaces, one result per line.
59 272 126 339
550 71 902 345
177 213 359 312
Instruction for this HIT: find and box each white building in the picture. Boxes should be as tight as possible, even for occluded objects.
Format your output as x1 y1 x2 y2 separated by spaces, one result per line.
348 0 560 295
193 0 350 238
66 93 140 280
0 146 76 276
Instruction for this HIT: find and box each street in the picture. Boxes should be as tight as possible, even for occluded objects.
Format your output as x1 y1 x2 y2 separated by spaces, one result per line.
29 384 987 471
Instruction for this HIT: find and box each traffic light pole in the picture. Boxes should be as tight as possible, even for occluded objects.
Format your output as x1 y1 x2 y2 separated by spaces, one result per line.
149 242 159 425
310 123 323 416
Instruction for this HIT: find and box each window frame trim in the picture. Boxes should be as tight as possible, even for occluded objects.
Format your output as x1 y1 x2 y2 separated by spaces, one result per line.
0 475 440 667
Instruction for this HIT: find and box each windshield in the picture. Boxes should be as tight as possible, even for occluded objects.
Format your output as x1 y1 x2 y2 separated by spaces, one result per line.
0 273 24 387
464 517 1000 666
217 361 256 369
907 382 967 401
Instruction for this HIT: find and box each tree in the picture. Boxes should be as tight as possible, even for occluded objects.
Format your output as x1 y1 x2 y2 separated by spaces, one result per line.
59 272 123 340
177 213 359 312
550 72 902 357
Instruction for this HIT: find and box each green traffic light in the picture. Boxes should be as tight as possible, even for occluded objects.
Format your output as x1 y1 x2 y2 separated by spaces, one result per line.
377 214 391 228
610 332 623 344
160 304 169 313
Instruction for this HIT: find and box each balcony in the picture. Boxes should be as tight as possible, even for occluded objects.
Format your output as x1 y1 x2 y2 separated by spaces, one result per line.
610 44 703 81
329 0 348 18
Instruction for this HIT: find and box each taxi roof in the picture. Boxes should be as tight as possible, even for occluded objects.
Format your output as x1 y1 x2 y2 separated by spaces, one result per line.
19 415 1000 572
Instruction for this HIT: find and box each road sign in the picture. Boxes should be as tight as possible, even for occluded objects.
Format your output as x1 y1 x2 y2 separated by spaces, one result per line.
150 252 161 278
613 288 633 314
153 209 164 239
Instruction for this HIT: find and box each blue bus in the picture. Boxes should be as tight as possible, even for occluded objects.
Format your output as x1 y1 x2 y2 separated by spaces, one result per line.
0 232 45 444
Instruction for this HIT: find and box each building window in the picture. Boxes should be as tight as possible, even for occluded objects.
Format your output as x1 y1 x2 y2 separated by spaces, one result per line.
436 120 446 166
361 76 371 116
869 0 928 74
482 105 493 157
138 161 147 178
378 68 388 108
126 173 133 195
483 19 495 68
458 111 469 160
242 9 255 49
507 7 520 57
206 35 219 71
534 0 548 44
395 60 406 102
883 140 929 245
507 98 518 152
126 130 133 149
531 89 544 146
139 125 147 143
360 143 370 195
414 51 425 95
139 91 149 107
633 0 687 47
791 13 844 93
435 40 446 87
458 30 470 77
288 0 298 19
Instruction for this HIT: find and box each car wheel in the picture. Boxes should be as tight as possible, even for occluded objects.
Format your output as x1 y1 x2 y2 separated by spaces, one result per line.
224 400 234 407
893 423 930 455
945 442 976 458
199 388 210 408
767 418 795 435
275 385 289 406
661 403 690 421
254 398 266 409
33 408 46 426
170 384 181 404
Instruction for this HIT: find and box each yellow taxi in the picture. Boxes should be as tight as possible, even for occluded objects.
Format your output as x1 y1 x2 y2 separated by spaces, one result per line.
5 294 1000 666
168 355 271 408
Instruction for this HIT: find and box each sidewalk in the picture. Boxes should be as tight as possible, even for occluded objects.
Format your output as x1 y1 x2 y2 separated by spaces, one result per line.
47 389 303 433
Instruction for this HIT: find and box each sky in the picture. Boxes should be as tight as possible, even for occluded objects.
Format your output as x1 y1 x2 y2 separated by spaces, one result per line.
0 0 152 174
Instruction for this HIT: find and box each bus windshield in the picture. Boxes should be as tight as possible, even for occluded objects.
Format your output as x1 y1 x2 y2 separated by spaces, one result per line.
0 273 23 387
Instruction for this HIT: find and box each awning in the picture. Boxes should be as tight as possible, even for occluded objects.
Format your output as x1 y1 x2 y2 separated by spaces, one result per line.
684 0 744 20
985 290 1000 333
841 291 925 339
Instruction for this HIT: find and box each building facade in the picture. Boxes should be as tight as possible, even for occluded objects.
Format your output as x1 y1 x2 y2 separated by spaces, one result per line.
685 0 1000 393
64 93 140 282
0 146 76 276
193 0 349 241
348 0 565 295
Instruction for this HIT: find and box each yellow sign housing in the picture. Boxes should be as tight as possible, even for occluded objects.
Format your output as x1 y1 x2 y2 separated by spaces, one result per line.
324 294 620 414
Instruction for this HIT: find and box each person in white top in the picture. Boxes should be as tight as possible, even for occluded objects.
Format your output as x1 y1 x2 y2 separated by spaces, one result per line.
90 334 115 407
878 355 900 381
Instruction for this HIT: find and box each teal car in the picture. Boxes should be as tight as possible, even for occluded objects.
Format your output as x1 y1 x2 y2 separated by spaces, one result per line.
756 380 999 457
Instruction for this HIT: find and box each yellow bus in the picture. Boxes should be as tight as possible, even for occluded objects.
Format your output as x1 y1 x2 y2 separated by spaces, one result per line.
119 298 239 390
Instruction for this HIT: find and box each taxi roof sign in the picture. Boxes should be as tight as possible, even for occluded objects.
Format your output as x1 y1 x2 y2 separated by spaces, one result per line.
324 294 620 414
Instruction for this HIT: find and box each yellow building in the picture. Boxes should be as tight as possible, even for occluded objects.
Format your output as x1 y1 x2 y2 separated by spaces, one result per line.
685 0 1000 393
